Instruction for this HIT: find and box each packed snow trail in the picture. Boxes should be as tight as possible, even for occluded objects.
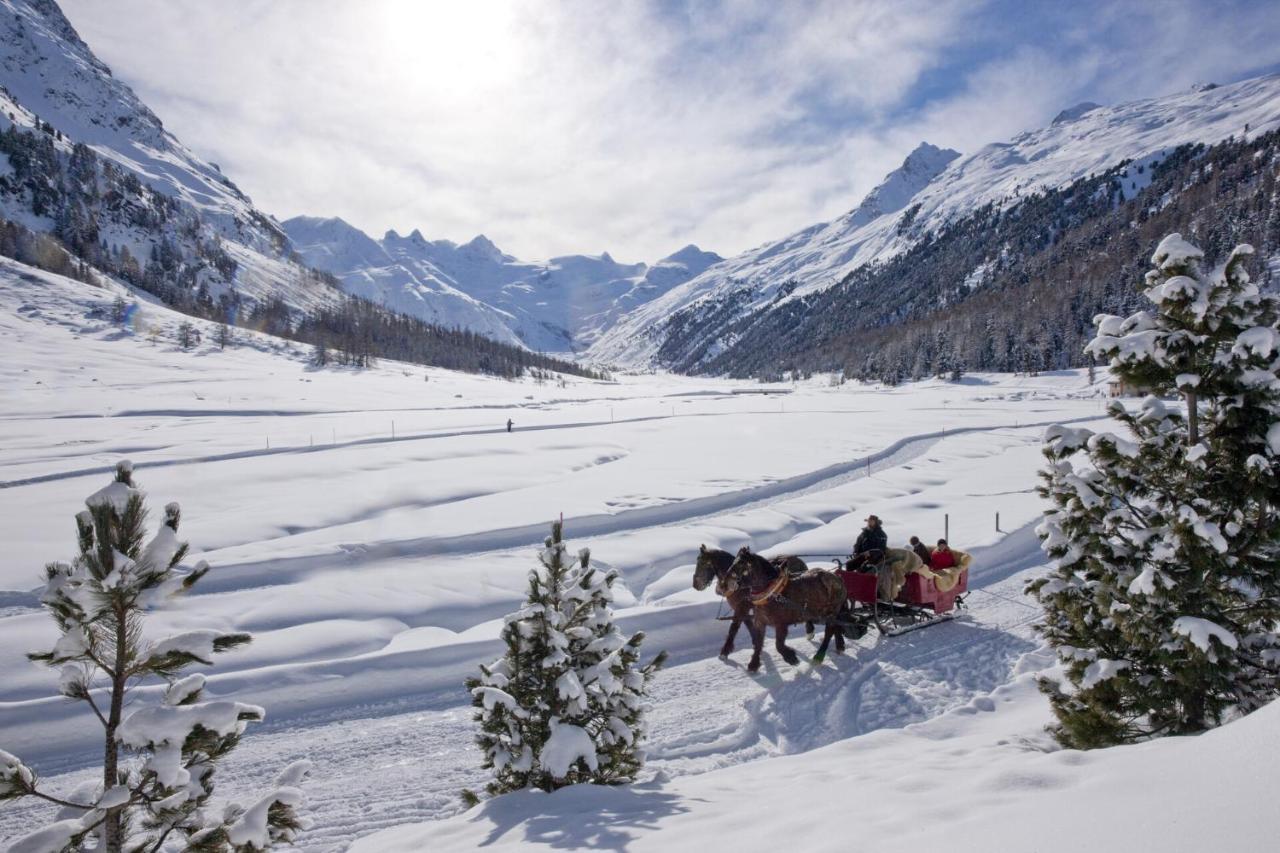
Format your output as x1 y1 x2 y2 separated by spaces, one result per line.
160 415 1094 596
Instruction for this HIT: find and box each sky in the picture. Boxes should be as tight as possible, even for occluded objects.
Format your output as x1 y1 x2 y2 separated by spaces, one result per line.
60 0 1280 263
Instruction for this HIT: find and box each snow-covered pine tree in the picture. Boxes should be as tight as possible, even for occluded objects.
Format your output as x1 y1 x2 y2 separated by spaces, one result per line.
1030 234 1280 748
0 461 311 852
464 521 665 802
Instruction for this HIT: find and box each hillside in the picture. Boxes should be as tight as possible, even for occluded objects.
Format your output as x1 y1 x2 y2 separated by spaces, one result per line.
590 74 1280 370
687 127 1280 380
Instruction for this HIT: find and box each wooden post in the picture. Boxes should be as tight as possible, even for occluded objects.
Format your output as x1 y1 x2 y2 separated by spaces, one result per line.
392 420 396 439
945 513 950 542
266 436 270 450
996 512 1001 532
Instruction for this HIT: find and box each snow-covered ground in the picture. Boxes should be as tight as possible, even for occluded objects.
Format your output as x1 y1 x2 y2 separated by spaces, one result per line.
12 262 1269 851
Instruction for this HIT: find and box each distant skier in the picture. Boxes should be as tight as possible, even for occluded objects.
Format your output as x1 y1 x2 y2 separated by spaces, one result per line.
506 418 514 433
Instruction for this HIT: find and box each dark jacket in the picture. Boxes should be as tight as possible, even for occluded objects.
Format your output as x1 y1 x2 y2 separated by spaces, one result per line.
911 541 932 564
854 525 887 555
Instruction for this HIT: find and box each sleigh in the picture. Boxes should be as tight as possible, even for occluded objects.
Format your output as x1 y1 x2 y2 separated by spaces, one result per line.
836 554 968 637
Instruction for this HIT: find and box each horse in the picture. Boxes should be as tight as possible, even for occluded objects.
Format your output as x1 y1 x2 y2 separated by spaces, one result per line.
693 545 760 657
693 545 815 658
724 546 848 673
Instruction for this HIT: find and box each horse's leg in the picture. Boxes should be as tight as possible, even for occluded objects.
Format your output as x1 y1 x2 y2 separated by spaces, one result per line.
721 601 746 657
747 614 765 673
812 623 839 664
775 621 799 665
805 621 815 639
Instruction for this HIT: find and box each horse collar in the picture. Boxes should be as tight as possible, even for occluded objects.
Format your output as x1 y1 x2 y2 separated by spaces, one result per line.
750 571 789 607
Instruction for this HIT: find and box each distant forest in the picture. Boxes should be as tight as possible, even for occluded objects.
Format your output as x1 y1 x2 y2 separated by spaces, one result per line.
664 129 1280 382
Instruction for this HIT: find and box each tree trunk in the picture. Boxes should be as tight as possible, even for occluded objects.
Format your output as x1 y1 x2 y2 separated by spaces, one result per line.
103 602 128 852
1185 389 1199 446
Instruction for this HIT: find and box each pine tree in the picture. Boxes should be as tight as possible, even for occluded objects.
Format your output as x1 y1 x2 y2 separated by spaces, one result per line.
464 521 665 803
1030 234 1280 748
176 321 199 350
0 462 311 852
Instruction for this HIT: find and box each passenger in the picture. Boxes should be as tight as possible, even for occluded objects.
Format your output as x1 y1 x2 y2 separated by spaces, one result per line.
909 535 932 565
930 538 958 571
849 515 888 569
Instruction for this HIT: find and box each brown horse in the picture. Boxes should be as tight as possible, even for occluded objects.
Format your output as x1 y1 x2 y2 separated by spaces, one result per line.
693 545 759 657
694 546 815 658
725 546 847 673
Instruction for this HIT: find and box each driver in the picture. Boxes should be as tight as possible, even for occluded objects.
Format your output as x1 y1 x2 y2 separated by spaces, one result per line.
848 514 888 569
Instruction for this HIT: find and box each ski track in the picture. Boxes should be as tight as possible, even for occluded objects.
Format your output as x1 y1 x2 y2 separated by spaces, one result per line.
0 411 1057 850
137 413 1094 597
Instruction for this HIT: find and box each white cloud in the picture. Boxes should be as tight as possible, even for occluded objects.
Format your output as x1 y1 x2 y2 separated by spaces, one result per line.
58 0 1280 262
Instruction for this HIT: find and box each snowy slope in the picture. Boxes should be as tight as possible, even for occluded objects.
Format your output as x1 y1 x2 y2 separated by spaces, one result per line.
286 215 721 352
0 0 274 249
354 670 1280 853
0 0 339 313
591 73 1280 368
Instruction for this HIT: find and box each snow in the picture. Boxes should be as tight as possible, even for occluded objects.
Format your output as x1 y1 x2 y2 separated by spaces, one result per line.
1 258 1272 851
1081 658 1130 689
353 674 1280 853
541 722 599 778
1172 616 1238 653
147 630 220 664
1152 232 1206 269
593 73 1280 368
6 819 84 853
226 786 307 848
83 478 137 513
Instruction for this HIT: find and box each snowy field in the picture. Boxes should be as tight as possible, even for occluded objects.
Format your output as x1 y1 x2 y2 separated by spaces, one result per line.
10 264 1272 851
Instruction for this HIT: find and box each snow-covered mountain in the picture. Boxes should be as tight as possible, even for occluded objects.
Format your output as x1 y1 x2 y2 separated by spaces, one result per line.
285 215 721 352
591 73 1280 368
0 0 337 310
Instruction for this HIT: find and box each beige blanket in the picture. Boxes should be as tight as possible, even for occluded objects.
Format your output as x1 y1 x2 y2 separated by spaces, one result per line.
910 548 972 592
878 548 923 600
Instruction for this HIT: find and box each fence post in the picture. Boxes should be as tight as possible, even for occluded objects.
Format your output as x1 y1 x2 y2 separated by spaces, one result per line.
996 512 1001 532
945 513 949 542
392 420 396 439
266 436 270 450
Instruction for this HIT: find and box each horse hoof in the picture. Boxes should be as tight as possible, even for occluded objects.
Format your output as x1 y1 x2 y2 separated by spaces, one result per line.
813 652 826 665
782 652 800 666
748 661 761 673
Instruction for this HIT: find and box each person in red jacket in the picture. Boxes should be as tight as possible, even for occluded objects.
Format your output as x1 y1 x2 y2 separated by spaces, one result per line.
930 539 957 571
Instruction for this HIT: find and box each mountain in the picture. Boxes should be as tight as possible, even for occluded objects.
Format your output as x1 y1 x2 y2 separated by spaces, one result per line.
284 215 721 352
0 0 339 311
0 0 601 380
282 217 525 347
590 73 1280 369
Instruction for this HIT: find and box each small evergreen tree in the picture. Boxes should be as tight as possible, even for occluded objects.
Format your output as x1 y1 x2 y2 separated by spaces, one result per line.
176 321 199 350
215 322 232 350
1030 234 1280 748
0 462 310 851
464 521 665 803
312 342 328 367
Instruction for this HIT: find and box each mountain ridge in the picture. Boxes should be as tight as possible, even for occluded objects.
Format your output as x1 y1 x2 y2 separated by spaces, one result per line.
284 214 722 352
589 72 1280 369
